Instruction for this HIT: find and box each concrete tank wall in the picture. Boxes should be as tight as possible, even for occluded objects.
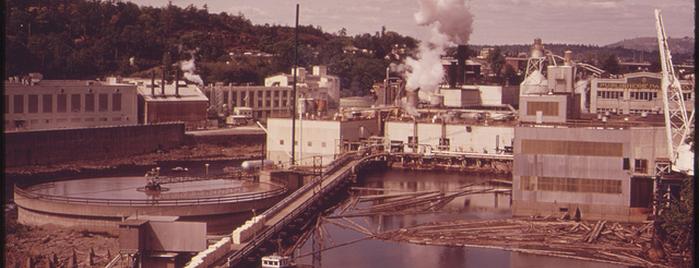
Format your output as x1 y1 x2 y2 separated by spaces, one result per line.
5 123 186 167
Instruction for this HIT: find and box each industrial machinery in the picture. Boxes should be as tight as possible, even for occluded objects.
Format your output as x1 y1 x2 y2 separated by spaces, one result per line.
655 9 694 176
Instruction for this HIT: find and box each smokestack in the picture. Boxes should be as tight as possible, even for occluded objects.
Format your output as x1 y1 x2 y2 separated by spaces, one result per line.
564 50 573 66
407 88 419 108
456 45 468 85
531 38 544 58
175 69 180 97
150 71 155 96
448 62 457 88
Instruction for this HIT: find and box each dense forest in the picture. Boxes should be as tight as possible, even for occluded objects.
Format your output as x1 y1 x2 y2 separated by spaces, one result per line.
5 0 692 96
5 0 417 96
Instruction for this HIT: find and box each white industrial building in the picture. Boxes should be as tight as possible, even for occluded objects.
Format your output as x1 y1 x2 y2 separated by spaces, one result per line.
440 85 503 108
266 117 379 167
513 122 668 222
590 72 694 115
204 85 294 119
384 119 514 154
4 76 138 132
265 65 340 108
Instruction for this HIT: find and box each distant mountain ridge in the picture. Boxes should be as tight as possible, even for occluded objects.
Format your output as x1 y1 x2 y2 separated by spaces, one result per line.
605 37 694 54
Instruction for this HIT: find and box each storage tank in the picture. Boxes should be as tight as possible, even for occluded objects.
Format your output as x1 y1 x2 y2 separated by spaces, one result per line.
241 160 276 170
430 94 444 107
406 89 419 108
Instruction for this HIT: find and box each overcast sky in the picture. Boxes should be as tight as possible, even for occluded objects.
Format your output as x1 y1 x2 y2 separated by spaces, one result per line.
136 0 694 45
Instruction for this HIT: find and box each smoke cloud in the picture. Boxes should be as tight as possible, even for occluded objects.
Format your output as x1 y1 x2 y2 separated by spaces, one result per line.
404 0 474 94
180 56 204 86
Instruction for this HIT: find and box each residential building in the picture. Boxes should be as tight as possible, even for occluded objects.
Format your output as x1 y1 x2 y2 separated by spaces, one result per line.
4 76 137 131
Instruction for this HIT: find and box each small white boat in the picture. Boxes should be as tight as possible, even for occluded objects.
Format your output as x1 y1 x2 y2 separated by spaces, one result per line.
261 255 294 268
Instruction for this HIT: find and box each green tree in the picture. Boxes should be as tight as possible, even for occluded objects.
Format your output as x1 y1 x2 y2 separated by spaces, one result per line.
487 47 506 79
601 54 621 75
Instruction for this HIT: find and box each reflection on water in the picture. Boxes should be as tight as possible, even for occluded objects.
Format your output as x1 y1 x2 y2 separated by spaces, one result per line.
295 169 625 268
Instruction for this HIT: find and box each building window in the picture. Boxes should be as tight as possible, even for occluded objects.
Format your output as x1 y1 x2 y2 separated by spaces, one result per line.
274 91 279 97
27 95 38 113
43 94 53 113
98 94 108 112
307 141 312 147
258 100 263 107
266 100 271 107
525 176 622 194
257 91 263 98
526 101 559 116
71 94 81 112
683 92 692 100
13 95 24 113
4 95 9 114
85 93 95 112
232 92 238 106
623 158 630 170
279 139 284 145
634 159 648 174
223 91 229 105
112 93 122 111
521 140 623 157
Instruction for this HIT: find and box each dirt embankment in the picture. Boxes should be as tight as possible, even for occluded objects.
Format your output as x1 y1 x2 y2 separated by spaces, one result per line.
5 143 262 176
5 206 118 268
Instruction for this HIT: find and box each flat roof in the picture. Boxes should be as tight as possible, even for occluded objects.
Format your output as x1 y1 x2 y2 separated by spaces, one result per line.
136 83 209 102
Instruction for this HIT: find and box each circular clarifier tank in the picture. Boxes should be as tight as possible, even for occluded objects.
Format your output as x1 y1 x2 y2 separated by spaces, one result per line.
14 176 287 234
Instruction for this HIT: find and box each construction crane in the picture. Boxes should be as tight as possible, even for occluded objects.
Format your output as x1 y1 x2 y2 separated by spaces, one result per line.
654 9 694 176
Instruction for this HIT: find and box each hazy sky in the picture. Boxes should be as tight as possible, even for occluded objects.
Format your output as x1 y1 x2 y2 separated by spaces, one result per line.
136 0 694 45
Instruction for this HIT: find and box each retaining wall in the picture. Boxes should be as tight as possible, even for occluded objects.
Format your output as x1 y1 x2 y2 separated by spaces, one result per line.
4 123 186 167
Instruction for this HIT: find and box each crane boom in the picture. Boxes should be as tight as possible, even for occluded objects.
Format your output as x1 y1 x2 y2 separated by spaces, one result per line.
654 9 694 175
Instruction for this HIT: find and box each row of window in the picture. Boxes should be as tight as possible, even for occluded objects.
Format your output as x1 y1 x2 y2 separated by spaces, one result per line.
279 139 328 148
520 176 622 194
629 91 657 101
598 91 693 101
6 117 125 129
597 91 623 99
5 93 122 114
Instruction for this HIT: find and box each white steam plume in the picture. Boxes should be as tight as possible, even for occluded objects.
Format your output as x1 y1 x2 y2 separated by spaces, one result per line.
405 0 473 94
180 57 204 86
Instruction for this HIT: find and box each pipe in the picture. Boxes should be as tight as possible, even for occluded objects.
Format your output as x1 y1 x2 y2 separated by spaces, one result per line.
291 4 299 166
161 65 165 96
150 70 155 96
175 68 180 97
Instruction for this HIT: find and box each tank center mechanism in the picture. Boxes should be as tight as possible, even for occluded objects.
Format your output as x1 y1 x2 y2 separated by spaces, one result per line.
139 167 170 194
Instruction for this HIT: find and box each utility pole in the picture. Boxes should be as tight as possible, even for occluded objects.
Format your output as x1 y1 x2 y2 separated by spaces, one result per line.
291 4 299 166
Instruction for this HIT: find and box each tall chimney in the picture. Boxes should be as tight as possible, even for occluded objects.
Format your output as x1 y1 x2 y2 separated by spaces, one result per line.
175 69 180 97
456 45 468 86
150 71 155 96
564 50 573 66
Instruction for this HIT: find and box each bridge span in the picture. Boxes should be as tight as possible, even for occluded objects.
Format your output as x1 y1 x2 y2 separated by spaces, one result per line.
184 152 388 268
